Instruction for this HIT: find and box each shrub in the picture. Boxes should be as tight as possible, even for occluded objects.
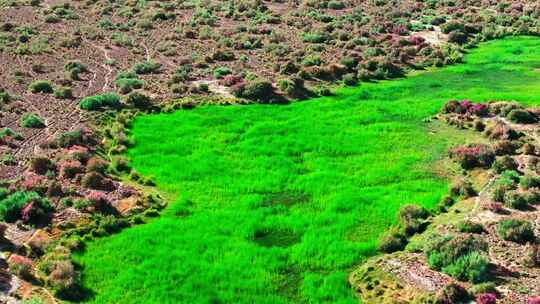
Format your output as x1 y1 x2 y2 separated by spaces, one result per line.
213 67 232 78
116 78 144 94
470 282 497 296
458 220 484 234
448 30 468 44
491 156 517 174
8 254 33 280
235 79 282 104
81 172 114 191
434 283 469 304
21 113 45 128
79 93 121 111
443 252 490 283
29 156 54 174
425 234 489 283
277 77 308 99
342 73 358 86
437 196 455 213
86 157 108 174
503 190 528 210
492 140 519 156
497 219 535 243
133 61 161 74
449 178 476 198
58 160 83 179
398 204 430 236
529 297 540 304
53 87 73 99
126 92 152 110
449 145 494 169
29 80 53 93
378 228 407 253
507 109 537 124
476 293 497 304
55 130 84 148
523 243 540 267
0 191 52 223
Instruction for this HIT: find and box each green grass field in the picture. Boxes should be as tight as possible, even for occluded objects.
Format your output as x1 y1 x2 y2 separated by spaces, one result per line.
75 37 540 304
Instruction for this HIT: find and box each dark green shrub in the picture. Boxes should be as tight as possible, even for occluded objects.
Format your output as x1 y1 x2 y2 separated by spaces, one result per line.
444 252 490 283
79 93 121 111
398 204 430 236
126 92 152 110
497 219 535 243
425 234 490 283
133 61 161 74
277 77 308 99
378 228 407 253
0 191 53 223
437 196 455 213
21 113 45 128
116 72 144 94
55 130 83 148
469 282 497 296
342 73 358 86
448 30 468 44
507 109 537 124
491 156 518 173
235 79 283 104
458 220 484 234
213 67 232 78
53 87 73 99
441 21 466 34
503 190 528 210
29 80 53 93
449 178 476 198
29 156 54 174
64 61 88 80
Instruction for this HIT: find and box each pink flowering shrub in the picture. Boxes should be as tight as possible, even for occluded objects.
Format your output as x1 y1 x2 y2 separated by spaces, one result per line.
409 35 425 45
442 100 488 116
8 254 33 279
476 293 496 304
58 159 84 179
86 191 111 211
528 297 540 304
482 202 505 214
20 173 48 193
449 144 495 169
220 75 244 87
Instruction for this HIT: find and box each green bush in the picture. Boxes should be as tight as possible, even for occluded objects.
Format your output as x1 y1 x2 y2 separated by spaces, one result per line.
53 87 73 99
79 93 121 111
442 252 490 283
21 113 45 128
133 61 161 74
497 219 535 243
116 72 144 94
213 67 232 78
503 190 528 210
126 92 152 110
457 220 484 234
378 228 407 253
29 80 53 93
235 79 283 104
507 109 537 124
0 191 53 223
491 156 518 173
342 73 358 86
425 234 490 283
398 204 430 236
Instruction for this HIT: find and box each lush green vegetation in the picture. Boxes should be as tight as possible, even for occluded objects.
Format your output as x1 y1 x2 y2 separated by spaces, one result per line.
76 37 540 303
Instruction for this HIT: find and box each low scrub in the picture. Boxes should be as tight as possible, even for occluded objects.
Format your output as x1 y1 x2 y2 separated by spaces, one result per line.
449 144 494 169
79 93 121 111
425 234 490 283
497 219 535 243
